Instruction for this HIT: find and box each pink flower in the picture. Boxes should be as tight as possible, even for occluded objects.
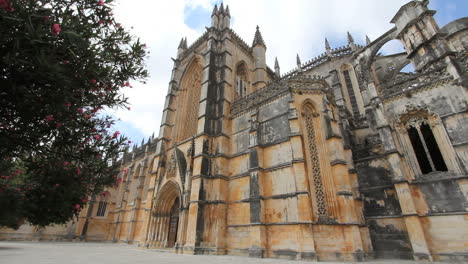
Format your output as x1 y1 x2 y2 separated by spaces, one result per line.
84 114 91 119
127 106 131 110
94 135 100 140
15 170 21 175
45 115 54 122
91 79 97 84
78 108 83 113
101 191 109 196
123 169 129 173
0 0 14 12
98 0 104 6
127 140 132 144
76 168 81 175
63 161 69 166
55 122 62 128
124 82 130 87
98 20 104 25
82 198 89 203
74 204 81 209
51 24 61 36
55 184 60 187
63 60 70 64
65 102 71 108
113 131 120 138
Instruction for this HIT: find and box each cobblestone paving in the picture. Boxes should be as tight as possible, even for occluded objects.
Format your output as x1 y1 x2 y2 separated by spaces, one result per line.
0 241 451 264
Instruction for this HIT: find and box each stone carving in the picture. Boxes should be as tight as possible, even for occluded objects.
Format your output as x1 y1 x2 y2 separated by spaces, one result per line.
303 104 328 217
166 152 177 179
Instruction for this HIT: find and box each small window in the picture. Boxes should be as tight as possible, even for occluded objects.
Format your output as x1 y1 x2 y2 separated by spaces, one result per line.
96 201 107 217
235 62 248 98
406 120 447 174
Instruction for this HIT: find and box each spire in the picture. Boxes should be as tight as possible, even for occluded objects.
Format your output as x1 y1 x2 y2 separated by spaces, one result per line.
274 57 280 77
347 31 354 44
225 5 230 17
325 38 331 50
252 25 266 47
212 4 218 16
296 53 302 72
366 35 371 45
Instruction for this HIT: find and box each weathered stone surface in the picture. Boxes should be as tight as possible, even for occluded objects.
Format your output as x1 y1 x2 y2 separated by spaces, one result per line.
3 1 468 262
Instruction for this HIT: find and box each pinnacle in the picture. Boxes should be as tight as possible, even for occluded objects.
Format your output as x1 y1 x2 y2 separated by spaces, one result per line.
178 37 185 49
296 53 301 66
274 57 279 69
252 25 266 47
325 38 331 50
219 2 224 13
347 31 354 44
366 35 371 45
225 5 230 17
212 4 218 16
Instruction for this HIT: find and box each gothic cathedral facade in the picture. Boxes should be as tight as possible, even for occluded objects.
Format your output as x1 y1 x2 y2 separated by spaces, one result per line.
2 0 468 262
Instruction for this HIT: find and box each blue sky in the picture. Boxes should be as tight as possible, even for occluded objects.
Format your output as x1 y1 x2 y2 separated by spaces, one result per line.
113 0 467 148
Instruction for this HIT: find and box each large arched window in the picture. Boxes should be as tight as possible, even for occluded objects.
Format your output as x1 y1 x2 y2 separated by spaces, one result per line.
173 59 203 143
234 62 249 99
405 118 447 174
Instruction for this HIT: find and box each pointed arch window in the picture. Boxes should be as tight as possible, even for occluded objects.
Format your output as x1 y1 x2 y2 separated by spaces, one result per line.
235 62 248 98
302 103 328 218
174 59 203 143
405 118 447 174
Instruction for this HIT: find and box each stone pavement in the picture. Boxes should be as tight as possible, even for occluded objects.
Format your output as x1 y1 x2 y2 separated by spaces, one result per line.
0 241 452 264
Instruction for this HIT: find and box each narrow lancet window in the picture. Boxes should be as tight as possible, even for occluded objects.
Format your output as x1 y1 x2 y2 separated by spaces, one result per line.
343 70 360 117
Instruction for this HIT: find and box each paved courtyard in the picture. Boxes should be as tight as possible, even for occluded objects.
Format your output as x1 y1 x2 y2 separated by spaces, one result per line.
0 241 452 264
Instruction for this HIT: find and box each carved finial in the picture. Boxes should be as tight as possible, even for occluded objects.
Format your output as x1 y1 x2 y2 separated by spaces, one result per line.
219 2 224 13
274 57 280 77
366 35 371 45
178 37 185 49
252 25 266 47
325 38 331 50
183 37 188 49
225 5 230 17
212 4 218 16
296 53 302 72
347 31 354 44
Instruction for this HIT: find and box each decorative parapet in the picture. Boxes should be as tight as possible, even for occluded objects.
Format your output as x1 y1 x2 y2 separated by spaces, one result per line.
381 62 453 101
279 44 358 81
230 75 327 116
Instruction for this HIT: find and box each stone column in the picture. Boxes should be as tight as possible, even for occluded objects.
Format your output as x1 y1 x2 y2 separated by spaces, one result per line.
247 109 266 258
394 182 432 261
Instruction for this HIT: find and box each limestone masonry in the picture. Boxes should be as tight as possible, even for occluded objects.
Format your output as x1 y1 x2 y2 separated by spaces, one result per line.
2 0 468 262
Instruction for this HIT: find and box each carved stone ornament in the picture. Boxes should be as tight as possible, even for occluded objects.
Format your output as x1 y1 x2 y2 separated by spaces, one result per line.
166 152 177 178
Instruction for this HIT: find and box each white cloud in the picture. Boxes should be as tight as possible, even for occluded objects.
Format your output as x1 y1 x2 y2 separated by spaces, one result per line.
110 0 431 143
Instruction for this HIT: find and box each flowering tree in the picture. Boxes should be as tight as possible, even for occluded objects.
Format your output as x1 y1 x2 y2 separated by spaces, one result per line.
0 0 148 228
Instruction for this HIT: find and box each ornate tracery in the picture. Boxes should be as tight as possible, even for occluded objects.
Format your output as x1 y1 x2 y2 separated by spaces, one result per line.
174 59 203 143
303 103 328 217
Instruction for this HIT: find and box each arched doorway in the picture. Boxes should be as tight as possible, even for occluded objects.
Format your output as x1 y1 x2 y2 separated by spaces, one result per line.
147 181 182 248
167 197 179 248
